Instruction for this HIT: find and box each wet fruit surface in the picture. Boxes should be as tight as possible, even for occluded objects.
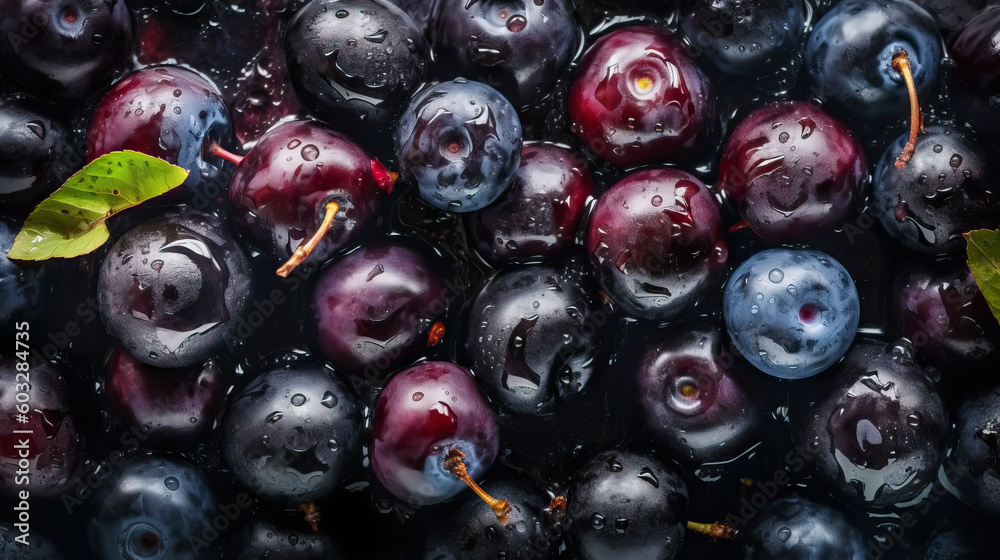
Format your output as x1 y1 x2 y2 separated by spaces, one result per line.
97 208 252 368
586 168 728 321
724 248 859 379
370 361 499 505
569 26 716 167
718 101 868 244
395 79 522 212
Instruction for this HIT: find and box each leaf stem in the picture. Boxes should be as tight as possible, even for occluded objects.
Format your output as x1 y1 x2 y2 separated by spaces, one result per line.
892 50 921 168
276 200 339 277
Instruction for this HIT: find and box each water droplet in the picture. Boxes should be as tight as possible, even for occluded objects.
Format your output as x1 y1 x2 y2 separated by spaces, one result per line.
532 300 539 309
335 9 348 17
768 269 784 283
933 144 943 153
266 411 283 423
637 467 660 488
778 131 790 143
364 29 389 43
412 392 424 402
25 120 45 139
950 154 962 168
591 513 606 529
651 195 663 207
506 14 527 32
320 391 338 408
506 240 518 250
615 518 629 533
907 412 922 427
787 284 797 296
778 527 791 541
301 144 320 161
290 393 306 406
287 139 301 150
163 477 179 491
150 260 164 271
346 38 357 47
798 117 815 139
608 460 623 472
172 106 182 114
750 305 759 314
328 439 339 451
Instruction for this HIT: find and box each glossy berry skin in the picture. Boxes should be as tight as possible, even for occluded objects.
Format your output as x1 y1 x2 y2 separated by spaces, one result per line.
740 495 867 559
951 380 1000 516
466 264 605 415
718 101 868 244
285 0 429 140
893 259 999 373
371 361 499 505
635 324 763 464
0 218 46 329
0 92 68 202
569 26 715 167
0 358 84 499
312 243 448 376
221 362 363 503
87 66 232 194
423 478 560 560
680 0 805 78
467 143 595 266
586 168 728 321
429 0 580 110
104 347 227 442
0 521 63 559
228 519 340 560
87 456 216 560
724 248 859 379
872 126 999 255
229 120 388 266
805 0 942 122
97 208 252 368
952 7 1000 145
395 79 522 212
792 340 948 508
0 0 131 101
566 450 688 560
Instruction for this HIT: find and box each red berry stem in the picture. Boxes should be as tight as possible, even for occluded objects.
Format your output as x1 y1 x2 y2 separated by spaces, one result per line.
276 200 340 277
207 140 244 166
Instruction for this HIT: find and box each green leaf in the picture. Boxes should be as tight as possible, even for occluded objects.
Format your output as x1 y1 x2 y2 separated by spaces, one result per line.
965 229 1000 325
6 151 188 261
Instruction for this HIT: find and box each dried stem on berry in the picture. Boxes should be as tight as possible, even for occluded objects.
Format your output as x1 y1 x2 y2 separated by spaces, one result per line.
892 50 921 168
207 140 244 166
276 200 340 277
686 520 735 540
443 448 512 523
299 502 321 532
547 495 567 516
427 321 446 346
